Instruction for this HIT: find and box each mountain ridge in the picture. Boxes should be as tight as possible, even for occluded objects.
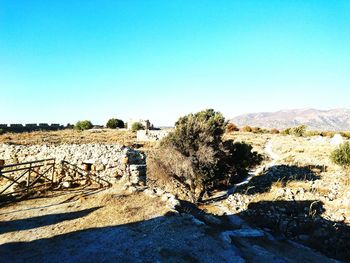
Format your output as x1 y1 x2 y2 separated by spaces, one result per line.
231 108 350 131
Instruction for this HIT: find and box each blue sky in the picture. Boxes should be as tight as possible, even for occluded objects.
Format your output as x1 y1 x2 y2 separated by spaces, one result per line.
1 1 349 126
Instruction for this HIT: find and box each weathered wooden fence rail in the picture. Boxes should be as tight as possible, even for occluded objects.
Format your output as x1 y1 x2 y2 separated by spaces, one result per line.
60 161 111 188
0 159 55 196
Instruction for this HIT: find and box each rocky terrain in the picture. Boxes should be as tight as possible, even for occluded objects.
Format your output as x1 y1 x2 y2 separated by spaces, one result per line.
0 144 147 193
231 108 350 131
0 131 349 262
0 180 341 263
204 132 350 261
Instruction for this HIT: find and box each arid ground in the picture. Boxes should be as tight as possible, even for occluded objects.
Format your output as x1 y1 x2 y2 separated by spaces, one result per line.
0 130 349 262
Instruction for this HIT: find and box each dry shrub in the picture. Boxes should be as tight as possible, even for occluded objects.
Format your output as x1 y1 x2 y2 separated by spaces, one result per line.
331 142 350 169
147 148 196 201
321 131 336 138
153 109 262 202
241 126 253 132
226 123 239 133
270 128 280 134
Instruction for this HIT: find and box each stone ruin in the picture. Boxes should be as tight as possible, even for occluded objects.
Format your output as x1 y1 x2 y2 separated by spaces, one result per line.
136 129 172 142
0 144 147 187
0 123 68 133
330 133 344 145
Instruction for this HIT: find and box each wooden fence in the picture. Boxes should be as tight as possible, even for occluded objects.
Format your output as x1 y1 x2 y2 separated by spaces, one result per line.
0 159 55 196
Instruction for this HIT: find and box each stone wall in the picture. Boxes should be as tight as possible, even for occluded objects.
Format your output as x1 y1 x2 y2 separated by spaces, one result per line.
0 144 146 185
136 129 172 142
0 123 67 133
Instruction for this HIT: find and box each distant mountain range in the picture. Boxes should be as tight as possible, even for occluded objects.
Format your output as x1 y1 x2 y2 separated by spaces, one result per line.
231 108 350 131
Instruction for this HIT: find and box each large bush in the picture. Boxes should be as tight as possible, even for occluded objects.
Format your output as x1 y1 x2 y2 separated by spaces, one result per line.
155 109 262 202
106 118 124 129
331 142 350 170
74 120 93 131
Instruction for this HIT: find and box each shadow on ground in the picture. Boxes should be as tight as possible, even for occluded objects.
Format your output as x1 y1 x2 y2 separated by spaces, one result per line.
0 210 241 263
238 199 350 261
0 197 349 262
236 164 319 195
0 207 101 235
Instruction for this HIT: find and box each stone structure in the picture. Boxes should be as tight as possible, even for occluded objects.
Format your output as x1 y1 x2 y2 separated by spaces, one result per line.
136 129 172 142
0 143 147 185
330 134 344 145
0 123 66 133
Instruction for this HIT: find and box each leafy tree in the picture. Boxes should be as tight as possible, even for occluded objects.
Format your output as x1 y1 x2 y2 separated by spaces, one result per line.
74 120 93 131
106 118 125 129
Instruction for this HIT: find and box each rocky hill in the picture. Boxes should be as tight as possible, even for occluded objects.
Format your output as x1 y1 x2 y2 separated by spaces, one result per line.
231 108 350 131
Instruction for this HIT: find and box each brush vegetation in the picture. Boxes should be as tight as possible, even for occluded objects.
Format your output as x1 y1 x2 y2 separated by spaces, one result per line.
153 109 262 202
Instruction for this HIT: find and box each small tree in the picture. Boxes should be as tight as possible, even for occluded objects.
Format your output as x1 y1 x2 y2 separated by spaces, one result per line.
106 118 124 129
74 120 93 131
331 142 350 170
156 109 262 202
131 122 144 132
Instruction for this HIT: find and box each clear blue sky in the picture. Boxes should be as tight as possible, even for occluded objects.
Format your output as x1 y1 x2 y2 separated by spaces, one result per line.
1 1 349 126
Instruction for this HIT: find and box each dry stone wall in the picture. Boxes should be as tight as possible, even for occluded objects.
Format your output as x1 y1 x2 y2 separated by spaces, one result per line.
0 144 146 185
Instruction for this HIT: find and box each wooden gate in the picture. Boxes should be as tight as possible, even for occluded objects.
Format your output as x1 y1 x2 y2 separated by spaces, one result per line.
0 159 56 196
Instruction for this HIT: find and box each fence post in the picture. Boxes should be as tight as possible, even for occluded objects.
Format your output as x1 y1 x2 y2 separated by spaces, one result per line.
0 160 4 178
51 159 56 186
27 163 32 191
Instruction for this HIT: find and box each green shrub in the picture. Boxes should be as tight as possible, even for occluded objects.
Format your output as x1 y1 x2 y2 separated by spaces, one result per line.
331 142 350 170
226 123 239 133
0 129 4 135
304 130 321 137
290 125 307 137
158 109 262 202
281 128 291 135
131 122 144 132
221 140 263 181
74 120 93 131
106 118 124 129
341 132 350 139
